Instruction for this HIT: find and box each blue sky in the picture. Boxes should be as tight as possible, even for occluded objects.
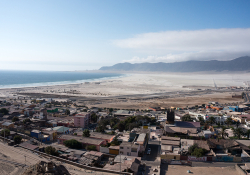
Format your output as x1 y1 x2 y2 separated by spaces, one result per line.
1 0 250 71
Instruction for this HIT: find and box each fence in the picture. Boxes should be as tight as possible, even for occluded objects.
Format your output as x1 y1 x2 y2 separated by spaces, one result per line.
163 154 246 163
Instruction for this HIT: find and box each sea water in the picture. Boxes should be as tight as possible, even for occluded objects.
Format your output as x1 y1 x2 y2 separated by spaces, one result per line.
0 70 124 88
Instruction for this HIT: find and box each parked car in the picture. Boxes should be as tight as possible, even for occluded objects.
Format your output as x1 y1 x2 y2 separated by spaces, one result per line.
147 150 151 155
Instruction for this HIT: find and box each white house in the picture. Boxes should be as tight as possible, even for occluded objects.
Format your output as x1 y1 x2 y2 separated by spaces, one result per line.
119 141 140 157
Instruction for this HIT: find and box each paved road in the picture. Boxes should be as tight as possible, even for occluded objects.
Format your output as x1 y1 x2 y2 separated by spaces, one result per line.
141 138 161 175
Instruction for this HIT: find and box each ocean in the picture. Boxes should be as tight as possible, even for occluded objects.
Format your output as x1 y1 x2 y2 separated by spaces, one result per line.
0 70 124 88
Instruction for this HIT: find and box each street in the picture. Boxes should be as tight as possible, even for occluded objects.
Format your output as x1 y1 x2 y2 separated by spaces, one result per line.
141 137 161 175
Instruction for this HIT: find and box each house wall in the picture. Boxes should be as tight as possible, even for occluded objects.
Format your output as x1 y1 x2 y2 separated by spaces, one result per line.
109 149 119 155
100 147 109 154
1 123 14 129
74 114 90 128
166 154 180 160
212 156 234 162
188 156 207 161
131 145 140 157
30 131 40 139
120 146 132 156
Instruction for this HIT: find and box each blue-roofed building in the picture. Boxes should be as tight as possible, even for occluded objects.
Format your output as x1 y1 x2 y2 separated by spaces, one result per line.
227 106 243 112
30 129 50 142
30 130 41 139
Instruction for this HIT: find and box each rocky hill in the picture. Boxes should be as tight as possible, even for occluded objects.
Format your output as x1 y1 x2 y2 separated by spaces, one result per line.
100 56 250 72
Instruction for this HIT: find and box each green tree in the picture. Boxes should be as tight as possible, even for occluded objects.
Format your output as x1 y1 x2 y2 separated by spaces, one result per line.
189 144 206 157
219 126 228 139
236 121 240 128
198 117 205 125
182 114 193 122
109 108 113 113
111 138 120 146
83 129 90 137
226 118 233 127
12 117 19 122
191 148 205 157
242 92 245 99
207 116 216 125
232 128 243 139
96 124 106 132
45 146 59 156
189 144 198 154
91 113 98 123
64 139 82 149
65 109 70 115
1 129 10 137
117 122 125 132
86 145 96 151
13 135 22 144
246 130 250 139
0 108 9 115
23 118 31 124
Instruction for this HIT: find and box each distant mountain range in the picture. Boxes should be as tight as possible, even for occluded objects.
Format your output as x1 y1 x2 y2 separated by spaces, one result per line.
100 56 250 72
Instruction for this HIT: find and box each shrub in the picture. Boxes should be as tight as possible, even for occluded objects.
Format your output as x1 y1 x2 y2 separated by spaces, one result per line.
86 145 96 151
12 117 19 122
14 135 22 144
1 129 10 137
45 146 59 156
64 139 82 149
83 129 90 137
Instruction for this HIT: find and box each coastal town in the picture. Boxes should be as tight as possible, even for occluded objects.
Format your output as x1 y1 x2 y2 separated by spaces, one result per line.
0 88 250 175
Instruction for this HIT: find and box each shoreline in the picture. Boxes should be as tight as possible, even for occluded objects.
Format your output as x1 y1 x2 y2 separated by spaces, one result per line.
0 72 249 109
0 73 129 90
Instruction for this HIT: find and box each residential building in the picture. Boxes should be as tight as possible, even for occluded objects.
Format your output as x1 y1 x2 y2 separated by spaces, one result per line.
89 132 115 143
104 157 141 175
135 133 148 153
74 112 90 128
58 135 105 151
119 141 140 157
0 121 14 129
53 126 70 134
161 136 180 149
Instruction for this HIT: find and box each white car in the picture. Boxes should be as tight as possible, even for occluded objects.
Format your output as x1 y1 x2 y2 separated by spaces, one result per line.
148 148 151 152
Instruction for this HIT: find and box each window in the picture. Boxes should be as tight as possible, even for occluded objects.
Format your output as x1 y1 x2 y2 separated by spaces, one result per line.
127 152 130 156
127 147 129 149
120 151 123 154
174 156 176 160
120 147 123 149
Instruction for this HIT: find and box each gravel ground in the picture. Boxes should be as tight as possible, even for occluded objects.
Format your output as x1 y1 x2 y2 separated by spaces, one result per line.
162 165 237 175
0 162 16 175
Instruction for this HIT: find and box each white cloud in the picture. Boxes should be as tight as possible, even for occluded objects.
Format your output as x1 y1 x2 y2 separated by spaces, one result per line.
114 28 250 63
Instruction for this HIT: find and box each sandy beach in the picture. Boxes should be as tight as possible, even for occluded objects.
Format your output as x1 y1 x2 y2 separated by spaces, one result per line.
0 72 249 109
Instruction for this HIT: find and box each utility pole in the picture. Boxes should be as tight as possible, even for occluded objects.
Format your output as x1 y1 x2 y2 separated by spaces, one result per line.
4 128 5 144
120 152 121 175
24 155 26 165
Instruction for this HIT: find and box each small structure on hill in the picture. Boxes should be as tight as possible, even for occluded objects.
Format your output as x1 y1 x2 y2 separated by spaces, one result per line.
21 161 70 175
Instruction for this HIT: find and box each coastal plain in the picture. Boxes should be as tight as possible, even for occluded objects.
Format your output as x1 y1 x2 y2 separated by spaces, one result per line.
0 72 249 109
